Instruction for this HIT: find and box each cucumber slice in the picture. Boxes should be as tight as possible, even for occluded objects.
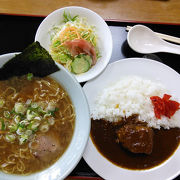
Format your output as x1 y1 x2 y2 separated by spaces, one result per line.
84 55 92 66
71 55 90 74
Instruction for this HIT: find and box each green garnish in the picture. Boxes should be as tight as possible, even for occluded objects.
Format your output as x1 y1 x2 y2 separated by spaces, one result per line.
63 11 79 23
10 108 15 114
2 101 57 145
27 73 33 81
18 123 26 129
9 124 18 132
3 111 10 118
0 99 5 108
0 118 5 130
48 107 59 117
32 127 38 134
5 134 16 142
14 102 26 114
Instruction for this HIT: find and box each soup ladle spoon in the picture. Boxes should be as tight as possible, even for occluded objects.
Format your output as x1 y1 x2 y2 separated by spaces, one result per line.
127 25 180 55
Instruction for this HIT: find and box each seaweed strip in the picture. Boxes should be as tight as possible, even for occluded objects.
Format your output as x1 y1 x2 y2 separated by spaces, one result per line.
0 42 60 80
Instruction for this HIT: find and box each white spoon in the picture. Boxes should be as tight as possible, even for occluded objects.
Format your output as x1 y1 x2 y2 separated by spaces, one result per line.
127 25 180 55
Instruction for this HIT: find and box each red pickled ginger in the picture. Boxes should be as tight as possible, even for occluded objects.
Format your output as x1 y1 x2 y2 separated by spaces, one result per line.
150 94 180 119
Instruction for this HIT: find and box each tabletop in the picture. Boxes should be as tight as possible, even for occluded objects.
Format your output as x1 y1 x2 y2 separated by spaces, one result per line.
0 0 180 24
0 14 180 180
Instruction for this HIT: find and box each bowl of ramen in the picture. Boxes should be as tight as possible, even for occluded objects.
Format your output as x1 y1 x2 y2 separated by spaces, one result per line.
83 58 180 180
35 6 112 82
0 51 90 180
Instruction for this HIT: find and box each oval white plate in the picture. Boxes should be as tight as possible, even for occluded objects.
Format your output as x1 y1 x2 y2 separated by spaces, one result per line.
35 6 112 82
83 58 180 180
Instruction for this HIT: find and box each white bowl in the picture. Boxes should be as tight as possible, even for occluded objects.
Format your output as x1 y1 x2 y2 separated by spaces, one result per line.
35 6 113 82
0 53 90 180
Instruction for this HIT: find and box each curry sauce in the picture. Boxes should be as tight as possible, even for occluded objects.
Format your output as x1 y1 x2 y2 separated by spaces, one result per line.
91 119 180 170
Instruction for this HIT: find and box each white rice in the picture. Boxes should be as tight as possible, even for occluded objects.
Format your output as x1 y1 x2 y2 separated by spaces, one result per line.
91 76 180 129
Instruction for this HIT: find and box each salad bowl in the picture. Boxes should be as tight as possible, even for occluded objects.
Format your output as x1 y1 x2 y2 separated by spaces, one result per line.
35 6 112 82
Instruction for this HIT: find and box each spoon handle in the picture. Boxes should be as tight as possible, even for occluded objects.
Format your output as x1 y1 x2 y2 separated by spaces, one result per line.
163 42 180 55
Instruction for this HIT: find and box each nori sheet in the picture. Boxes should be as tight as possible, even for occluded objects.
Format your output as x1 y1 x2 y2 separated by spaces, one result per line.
0 41 60 80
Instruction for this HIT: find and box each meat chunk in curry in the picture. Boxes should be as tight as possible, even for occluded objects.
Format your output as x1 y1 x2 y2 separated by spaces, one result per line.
116 123 154 154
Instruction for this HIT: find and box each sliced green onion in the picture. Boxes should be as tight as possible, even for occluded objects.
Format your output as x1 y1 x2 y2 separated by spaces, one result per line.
21 134 28 140
37 107 46 115
14 103 26 114
32 127 38 134
27 73 33 81
26 110 37 120
30 122 40 130
26 99 32 105
48 117 55 125
27 123 32 130
9 124 18 132
31 102 38 109
5 134 16 142
0 99 5 108
10 108 15 115
34 116 41 121
18 123 26 129
2 100 55 145
19 120 29 126
44 113 51 118
46 102 56 112
40 124 49 133
3 111 10 118
25 129 32 136
14 115 21 123
0 118 5 130
48 107 59 117
16 127 24 135
19 136 27 145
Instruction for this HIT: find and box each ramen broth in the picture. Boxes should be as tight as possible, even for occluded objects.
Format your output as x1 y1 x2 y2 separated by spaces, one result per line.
0 76 75 174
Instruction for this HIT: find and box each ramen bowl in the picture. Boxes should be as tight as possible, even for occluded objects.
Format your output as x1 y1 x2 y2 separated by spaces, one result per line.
35 6 112 82
0 53 90 180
